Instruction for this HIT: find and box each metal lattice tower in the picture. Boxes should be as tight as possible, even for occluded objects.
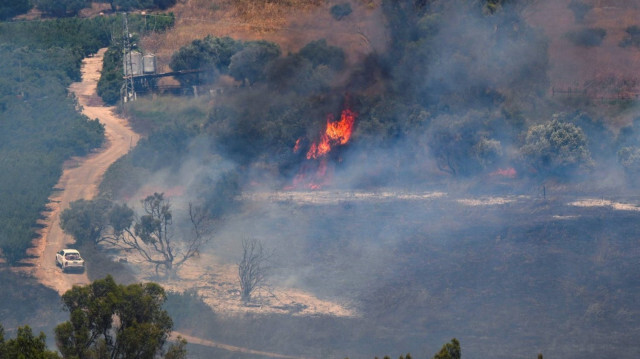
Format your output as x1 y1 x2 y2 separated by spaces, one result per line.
122 13 136 102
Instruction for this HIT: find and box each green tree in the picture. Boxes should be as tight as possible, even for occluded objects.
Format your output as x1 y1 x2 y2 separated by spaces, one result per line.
433 338 461 359
0 0 32 20
60 198 112 245
426 112 504 176
169 36 244 86
228 41 281 86
298 39 346 71
618 146 640 177
54 275 186 359
0 324 60 359
520 119 593 176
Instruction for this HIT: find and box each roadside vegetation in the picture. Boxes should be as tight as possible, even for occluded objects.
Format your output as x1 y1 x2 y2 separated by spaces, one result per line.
1 276 187 359
0 14 173 264
3 0 640 358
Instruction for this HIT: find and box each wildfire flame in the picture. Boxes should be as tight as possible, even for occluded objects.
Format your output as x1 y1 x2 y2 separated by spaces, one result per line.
306 109 356 160
290 106 357 190
293 138 302 153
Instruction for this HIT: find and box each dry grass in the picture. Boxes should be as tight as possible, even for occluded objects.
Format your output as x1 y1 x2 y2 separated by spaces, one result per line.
141 0 386 73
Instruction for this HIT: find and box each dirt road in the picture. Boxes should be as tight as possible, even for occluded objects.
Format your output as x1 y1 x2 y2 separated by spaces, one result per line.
29 48 139 295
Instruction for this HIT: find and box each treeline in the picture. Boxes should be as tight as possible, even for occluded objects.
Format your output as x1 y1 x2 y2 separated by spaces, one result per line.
102 0 640 199
0 14 173 265
0 276 187 358
0 45 104 264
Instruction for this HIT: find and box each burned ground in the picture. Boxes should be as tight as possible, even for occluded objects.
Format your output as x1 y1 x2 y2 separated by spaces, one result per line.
162 191 640 359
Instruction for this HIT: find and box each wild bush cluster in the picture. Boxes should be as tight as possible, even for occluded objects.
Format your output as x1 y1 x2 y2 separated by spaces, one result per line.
105 0 616 194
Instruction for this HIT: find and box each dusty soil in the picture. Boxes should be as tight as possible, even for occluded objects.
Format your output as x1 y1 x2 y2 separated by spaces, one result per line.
525 0 640 119
25 48 140 295
122 249 356 317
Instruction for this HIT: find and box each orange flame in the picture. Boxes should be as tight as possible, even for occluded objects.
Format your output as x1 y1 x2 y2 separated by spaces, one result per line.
306 109 356 160
293 138 302 153
290 105 356 190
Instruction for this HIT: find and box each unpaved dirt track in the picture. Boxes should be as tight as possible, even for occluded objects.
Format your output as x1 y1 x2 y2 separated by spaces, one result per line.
30 48 139 295
26 49 314 359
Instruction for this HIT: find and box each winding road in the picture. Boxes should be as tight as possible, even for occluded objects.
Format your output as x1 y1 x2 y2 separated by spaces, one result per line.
31 48 139 295
27 49 312 359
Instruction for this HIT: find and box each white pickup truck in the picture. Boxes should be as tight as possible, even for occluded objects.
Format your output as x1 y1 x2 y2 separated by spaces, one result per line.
56 249 85 273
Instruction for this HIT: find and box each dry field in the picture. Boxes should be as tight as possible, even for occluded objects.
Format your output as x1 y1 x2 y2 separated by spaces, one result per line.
524 0 640 127
140 0 387 73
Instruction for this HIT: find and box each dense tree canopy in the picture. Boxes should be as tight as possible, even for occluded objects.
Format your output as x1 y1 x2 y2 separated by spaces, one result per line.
34 0 89 17
229 40 281 86
54 275 185 359
433 338 461 359
520 119 592 176
0 14 173 264
0 45 105 264
0 325 60 359
60 198 112 245
0 0 32 20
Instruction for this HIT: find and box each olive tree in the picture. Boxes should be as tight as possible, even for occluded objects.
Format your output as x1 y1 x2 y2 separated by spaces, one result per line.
60 198 112 245
229 41 281 86
520 119 592 177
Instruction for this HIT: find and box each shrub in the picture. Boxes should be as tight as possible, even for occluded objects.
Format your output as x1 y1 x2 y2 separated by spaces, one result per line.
330 3 352 20
568 0 592 23
619 25 640 48
565 27 606 47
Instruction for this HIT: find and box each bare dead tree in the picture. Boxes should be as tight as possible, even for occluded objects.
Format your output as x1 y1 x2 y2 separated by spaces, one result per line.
103 193 213 277
238 238 271 304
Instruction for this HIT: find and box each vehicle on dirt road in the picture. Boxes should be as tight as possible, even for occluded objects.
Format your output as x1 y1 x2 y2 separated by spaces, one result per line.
56 249 85 273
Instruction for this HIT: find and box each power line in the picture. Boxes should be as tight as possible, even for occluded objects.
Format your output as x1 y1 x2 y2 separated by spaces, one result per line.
122 12 136 102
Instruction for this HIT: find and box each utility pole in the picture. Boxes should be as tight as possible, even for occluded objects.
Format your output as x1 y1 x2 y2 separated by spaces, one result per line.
122 12 136 102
